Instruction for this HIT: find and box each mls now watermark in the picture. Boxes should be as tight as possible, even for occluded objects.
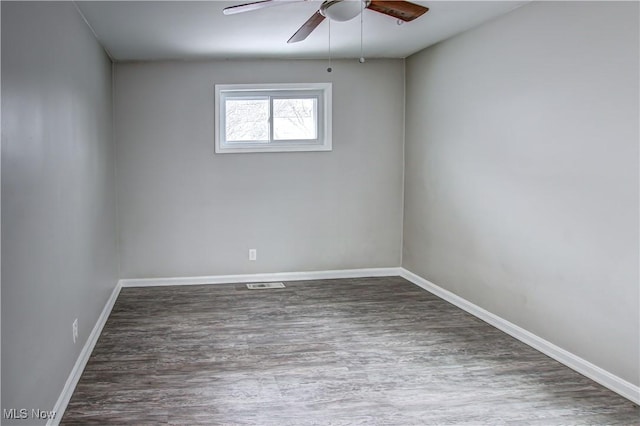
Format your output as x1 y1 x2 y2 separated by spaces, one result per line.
3 408 57 420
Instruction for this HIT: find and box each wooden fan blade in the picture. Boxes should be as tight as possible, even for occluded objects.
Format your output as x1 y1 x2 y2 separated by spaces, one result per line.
367 0 429 22
223 0 304 16
287 11 326 43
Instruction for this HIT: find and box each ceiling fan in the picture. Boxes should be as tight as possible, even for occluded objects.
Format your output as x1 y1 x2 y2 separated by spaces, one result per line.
223 0 429 44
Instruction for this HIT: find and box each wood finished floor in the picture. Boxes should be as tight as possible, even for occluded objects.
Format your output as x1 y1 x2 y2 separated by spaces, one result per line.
62 277 639 425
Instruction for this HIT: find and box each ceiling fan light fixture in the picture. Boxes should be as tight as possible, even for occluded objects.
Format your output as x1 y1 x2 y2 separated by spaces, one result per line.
224 0 428 44
321 0 369 22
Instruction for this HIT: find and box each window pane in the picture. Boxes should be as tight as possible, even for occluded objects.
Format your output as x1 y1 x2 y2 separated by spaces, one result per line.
225 98 269 142
273 98 317 140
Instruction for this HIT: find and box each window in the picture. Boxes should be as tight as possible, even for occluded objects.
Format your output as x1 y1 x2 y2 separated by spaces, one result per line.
215 83 332 153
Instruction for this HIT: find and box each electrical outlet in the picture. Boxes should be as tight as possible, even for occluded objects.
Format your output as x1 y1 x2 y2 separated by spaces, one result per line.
72 318 78 344
249 249 257 261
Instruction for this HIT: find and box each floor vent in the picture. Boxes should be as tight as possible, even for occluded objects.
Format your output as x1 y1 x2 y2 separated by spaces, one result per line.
246 282 286 290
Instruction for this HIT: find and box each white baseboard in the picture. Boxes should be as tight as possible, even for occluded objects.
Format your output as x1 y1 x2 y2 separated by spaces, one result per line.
48 281 122 426
399 268 640 405
120 267 402 287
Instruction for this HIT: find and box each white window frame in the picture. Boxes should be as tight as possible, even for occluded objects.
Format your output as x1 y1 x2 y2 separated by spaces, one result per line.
215 83 332 154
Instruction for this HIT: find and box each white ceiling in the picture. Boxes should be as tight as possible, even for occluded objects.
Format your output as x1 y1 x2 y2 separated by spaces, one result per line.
76 1 528 61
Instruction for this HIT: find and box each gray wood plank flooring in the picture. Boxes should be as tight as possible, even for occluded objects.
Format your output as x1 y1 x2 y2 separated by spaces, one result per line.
61 277 639 425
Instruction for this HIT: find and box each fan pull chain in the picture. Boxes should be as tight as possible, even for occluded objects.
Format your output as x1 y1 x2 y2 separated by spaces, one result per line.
327 20 332 73
359 0 365 63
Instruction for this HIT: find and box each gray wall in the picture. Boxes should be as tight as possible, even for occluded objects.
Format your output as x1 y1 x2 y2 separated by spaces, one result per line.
403 1 639 386
114 59 404 279
1 1 118 422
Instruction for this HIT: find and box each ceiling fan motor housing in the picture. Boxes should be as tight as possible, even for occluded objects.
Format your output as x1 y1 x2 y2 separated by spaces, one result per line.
321 0 371 22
